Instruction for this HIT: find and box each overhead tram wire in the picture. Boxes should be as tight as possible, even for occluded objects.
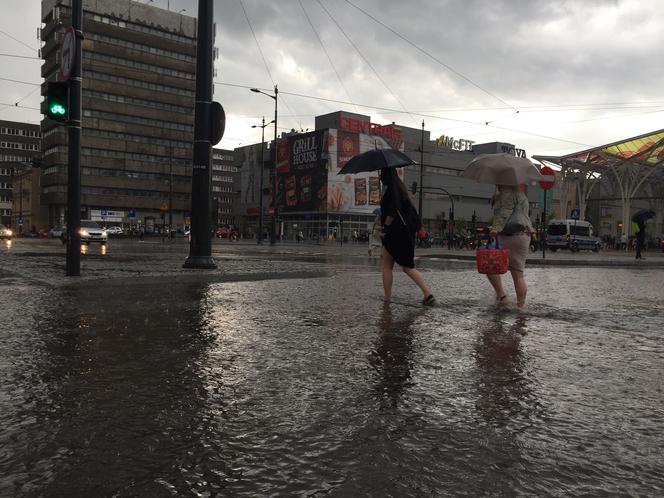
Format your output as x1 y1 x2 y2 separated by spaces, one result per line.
0 77 39 86
237 0 302 130
0 53 41 60
342 0 517 112
0 29 38 53
298 0 359 114
217 81 593 148
314 0 420 127
215 80 479 126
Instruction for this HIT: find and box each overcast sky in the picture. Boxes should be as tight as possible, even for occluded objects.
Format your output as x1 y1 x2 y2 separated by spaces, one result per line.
1 0 663 158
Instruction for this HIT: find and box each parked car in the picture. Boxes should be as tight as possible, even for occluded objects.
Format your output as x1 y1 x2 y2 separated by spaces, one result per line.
63 220 108 245
104 226 124 236
215 227 229 238
48 226 66 238
38 228 50 238
0 223 13 240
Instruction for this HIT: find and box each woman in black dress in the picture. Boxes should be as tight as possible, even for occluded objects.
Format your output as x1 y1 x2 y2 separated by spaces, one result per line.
379 168 435 306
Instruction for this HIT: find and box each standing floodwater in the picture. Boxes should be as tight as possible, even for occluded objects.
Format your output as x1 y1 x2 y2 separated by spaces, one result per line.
1 261 663 496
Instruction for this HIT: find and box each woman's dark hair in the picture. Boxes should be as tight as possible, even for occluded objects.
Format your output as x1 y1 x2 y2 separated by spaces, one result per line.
380 167 410 211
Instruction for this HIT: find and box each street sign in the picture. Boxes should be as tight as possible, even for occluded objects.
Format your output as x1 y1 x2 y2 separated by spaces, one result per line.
100 209 108 216
18 217 24 225
539 165 556 190
128 209 136 218
571 208 580 220
59 27 76 82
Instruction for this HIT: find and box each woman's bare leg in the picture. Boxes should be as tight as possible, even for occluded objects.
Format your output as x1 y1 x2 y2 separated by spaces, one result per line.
510 269 527 306
382 247 395 300
487 274 506 301
403 267 431 298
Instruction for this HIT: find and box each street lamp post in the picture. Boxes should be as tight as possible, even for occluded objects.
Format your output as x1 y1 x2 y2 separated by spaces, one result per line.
250 85 278 245
252 116 274 244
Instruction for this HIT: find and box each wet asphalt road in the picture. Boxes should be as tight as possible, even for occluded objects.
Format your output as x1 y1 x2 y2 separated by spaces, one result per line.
1 238 663 496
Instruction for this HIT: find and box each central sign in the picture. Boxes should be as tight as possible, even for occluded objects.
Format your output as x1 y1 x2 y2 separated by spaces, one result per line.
338 116 401 140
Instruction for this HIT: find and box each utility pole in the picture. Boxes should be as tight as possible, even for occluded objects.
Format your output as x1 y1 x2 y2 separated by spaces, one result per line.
184 0 216 268
418 120 424 219
66 0 83 276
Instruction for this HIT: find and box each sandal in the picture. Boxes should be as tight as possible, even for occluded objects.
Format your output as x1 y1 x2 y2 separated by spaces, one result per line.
496 295 507 305
422 294 436 306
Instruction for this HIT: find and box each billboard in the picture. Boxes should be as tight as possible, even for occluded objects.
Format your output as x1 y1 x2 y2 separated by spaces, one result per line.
275 130 329 213
327 129 404 215
271 126 406 215
237 143 267 216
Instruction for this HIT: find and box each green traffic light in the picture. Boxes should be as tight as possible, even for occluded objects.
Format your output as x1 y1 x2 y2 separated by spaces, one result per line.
50 103 66 115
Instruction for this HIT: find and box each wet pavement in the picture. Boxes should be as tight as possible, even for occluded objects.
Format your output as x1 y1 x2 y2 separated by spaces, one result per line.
1 238 663 496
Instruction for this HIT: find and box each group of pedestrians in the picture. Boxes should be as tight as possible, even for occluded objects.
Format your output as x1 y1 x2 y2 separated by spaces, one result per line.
375 167 535 308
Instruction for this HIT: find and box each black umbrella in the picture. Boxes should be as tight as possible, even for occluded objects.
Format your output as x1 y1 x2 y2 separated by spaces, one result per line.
337 148 415 175
631 209 655 223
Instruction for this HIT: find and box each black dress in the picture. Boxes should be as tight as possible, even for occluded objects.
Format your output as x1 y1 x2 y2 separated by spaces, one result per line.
381 188 415 269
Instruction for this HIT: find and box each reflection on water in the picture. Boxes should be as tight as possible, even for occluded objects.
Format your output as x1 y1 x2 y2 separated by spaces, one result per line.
474 314 533 427
1 267 663 496
368 304 423 408
1 281 216 496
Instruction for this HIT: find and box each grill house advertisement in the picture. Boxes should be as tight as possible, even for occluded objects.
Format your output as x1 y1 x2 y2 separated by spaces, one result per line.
274 124 405 215
275 130 328 213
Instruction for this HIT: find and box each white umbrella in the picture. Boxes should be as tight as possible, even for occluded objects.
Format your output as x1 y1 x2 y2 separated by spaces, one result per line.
463 153 544 185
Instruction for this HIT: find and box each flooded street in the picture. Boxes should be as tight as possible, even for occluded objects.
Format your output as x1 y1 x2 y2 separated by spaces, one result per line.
1 258 663 496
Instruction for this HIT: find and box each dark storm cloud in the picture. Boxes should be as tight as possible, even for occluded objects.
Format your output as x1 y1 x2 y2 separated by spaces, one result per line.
1 0 662 153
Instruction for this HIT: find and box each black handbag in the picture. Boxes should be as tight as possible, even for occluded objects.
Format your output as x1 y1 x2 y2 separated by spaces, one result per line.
397 202 422 235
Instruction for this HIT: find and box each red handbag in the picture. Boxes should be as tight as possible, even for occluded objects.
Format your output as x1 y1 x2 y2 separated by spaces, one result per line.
476 239 510 275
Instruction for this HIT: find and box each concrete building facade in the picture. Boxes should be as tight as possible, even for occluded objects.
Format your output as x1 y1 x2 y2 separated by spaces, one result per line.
0 121 41 228
211 148 237 228
233 110 543 243
40 0 199 233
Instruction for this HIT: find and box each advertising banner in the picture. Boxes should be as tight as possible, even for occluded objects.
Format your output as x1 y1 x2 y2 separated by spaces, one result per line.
327 130 404 215
275 130 329 213
237 143 266 215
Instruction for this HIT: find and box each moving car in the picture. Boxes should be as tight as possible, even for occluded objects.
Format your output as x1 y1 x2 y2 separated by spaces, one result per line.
48 226 66 238
546 219 601 252
0 223 13 240
104 226 124 236
77 220 108 244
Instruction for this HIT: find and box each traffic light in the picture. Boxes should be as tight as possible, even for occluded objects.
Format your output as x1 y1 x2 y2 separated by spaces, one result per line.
46 82 69 122
411 181 418 194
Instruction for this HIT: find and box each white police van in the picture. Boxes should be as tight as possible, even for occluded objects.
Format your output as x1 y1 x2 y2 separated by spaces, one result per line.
546 219 601 252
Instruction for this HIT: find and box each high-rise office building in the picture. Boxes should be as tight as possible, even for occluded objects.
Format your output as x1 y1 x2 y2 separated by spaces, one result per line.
40 0 201 233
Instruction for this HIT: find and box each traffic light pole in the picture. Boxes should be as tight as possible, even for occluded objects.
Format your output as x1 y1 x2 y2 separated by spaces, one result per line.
184 0 216 269
66 0 82 276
